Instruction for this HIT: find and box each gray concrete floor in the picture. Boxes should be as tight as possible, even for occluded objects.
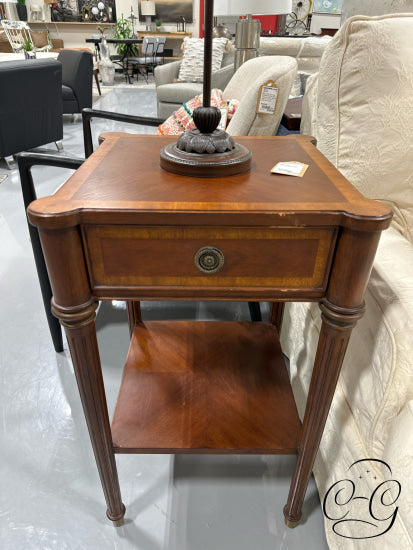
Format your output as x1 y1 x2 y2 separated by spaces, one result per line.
0 89 329 549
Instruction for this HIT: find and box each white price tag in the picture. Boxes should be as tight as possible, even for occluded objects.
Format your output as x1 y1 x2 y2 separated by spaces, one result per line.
217 105 228 130
256 80 279 115
271 161 309 177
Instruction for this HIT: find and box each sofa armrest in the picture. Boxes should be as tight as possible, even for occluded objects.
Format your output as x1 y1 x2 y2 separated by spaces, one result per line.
58 49 93 111
0 58 63 157
82 108 163 158
211 64 235 92
300 72 318 137
154 60 181 87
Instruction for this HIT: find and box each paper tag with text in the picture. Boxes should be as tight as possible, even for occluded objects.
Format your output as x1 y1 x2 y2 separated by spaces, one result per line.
217 105 228 130
256 80 279 115
271 161 309 177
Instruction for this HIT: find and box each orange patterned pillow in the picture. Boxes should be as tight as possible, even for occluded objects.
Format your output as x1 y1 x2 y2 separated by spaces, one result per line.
158 89 239 136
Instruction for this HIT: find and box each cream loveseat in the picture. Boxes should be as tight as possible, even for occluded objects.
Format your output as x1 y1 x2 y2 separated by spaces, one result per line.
280 14 413 549
259 35 331 96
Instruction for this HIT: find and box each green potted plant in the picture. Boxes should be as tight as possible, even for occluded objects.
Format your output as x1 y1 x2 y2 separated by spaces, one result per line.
22 37 32 50
113 15 138 57
155 19 162 31
16 0 28 22
22 37 36 58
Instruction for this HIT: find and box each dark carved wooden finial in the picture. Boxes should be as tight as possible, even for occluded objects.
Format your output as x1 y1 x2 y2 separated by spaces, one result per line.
193 106 221 133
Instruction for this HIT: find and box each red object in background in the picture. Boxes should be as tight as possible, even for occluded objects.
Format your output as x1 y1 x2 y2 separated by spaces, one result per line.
199 3 278 38
253 15 278 35
199 0 205 37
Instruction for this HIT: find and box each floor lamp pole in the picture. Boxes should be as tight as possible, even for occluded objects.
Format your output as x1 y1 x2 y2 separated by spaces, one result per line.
202 0 213 107
159 0 251 177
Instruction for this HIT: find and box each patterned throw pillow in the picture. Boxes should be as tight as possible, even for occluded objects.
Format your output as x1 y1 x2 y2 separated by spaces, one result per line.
158 89 239 136
177 37 228 83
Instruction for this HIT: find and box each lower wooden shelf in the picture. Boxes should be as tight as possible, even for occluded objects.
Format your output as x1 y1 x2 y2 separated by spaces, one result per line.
111 321 301 454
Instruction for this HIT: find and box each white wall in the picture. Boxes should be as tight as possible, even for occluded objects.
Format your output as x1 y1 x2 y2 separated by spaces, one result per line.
24 0 200 50
310 13 341 34
341 0 413 21
116 0 200 35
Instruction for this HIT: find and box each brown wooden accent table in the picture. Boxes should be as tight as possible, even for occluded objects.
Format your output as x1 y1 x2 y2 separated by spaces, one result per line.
27 135 392 529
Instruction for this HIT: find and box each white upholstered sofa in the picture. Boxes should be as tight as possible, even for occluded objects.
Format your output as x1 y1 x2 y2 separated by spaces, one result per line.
280 14 413 549
259 35 331 73
259 35 332 96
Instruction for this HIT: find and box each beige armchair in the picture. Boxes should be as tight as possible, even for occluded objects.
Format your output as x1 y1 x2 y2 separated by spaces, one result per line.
223 55 297 137
154 50 235 119
280 14 413 549
157 55 297 137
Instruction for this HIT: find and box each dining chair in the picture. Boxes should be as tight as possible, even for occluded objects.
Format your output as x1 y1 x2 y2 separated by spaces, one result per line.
125 36 158 84
1 19 51 53
153 36 166 68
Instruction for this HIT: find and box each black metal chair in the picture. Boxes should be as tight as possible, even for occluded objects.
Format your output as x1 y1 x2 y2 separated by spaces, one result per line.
18 154 83 352
17 109 162 351
153 36 166 68
17 107 261 352
124 36 158 84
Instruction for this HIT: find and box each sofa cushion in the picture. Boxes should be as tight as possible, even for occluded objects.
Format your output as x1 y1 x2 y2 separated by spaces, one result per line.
156 82 203 105
383 399 413 541
316 14 413 243
340 226 413 458
30 30 50 49
259 36 331 74
259 36 331 58
50 38 64 52
178 37 228 83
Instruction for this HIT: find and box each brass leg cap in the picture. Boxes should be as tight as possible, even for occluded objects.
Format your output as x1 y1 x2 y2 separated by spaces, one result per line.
285 518 299 528
107 503 126 527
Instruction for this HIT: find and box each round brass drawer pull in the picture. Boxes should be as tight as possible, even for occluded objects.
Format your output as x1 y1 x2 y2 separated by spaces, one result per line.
195 246 224 274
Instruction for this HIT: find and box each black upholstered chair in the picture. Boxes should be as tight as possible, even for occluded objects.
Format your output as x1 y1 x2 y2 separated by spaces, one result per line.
0 58 63 167
58 49 93 114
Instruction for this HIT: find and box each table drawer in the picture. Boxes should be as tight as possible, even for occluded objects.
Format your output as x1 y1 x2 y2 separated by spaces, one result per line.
84 226 336 293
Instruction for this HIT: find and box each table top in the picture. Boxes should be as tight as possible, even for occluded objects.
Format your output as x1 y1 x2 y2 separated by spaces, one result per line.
0 52 58 62
137 31 192 39
28 134 392 232
86 37 142 44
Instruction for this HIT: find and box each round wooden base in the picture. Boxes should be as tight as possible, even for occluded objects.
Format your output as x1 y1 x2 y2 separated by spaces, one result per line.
160 142 252 178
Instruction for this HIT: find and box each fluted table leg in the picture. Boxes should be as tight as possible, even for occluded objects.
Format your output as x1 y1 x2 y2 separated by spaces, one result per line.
283 226 383 526
283 300 364 526
53 298 126 525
